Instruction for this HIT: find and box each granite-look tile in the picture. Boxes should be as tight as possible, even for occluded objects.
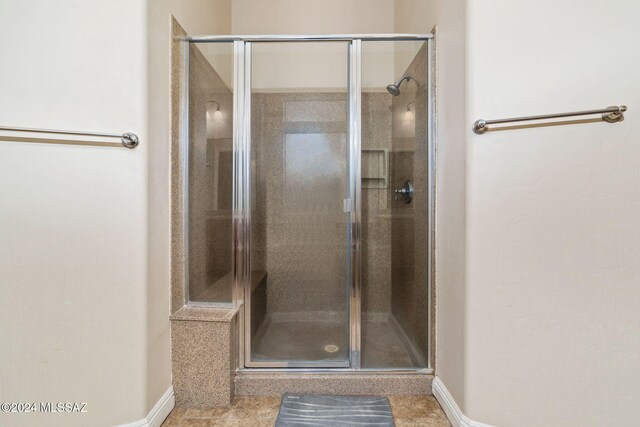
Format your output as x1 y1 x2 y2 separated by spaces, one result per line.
395 418 451 427
252 92 354 314
177 419 210 427
235 374 433 396
243 419 275 427
251 315 348 362
161 418 182 427
225 401 278 421
210 419 273 427
164 395 447 427
388 395 445 419
231 396 281 410
171 314 236 408
208 420 241 427
170 306 238 323
217 408 252 419
162 407 187 426
184 407 230 419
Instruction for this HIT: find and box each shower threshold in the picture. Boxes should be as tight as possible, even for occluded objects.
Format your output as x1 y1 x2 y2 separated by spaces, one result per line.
234 367 434 396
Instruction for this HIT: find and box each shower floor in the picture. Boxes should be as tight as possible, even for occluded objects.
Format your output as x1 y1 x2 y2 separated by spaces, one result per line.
251 313 349 363
250 312 424 367
361 313 425 368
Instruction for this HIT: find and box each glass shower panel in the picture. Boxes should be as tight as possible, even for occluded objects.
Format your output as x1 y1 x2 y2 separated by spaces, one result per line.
187 42 235 304
247 42 351 366
360 40 428 368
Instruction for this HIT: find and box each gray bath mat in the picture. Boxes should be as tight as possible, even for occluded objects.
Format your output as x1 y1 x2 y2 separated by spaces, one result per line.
275 394 394 426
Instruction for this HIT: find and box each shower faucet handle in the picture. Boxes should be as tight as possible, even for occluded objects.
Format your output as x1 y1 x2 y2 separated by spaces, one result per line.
394 180 414 204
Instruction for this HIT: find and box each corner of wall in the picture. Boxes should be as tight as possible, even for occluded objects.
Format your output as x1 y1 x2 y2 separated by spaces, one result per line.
145 1 233 417
431 0 468 414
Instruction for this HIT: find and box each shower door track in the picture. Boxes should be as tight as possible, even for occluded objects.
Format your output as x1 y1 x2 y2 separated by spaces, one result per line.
184 33 435 372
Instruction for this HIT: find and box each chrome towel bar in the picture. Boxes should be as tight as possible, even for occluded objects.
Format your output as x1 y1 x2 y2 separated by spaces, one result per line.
473 105 627 135
0 125 139 148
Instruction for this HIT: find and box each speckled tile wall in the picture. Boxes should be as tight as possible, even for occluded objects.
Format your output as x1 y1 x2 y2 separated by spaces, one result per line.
251 92 350 314
170 307 239 408
251 92 397 317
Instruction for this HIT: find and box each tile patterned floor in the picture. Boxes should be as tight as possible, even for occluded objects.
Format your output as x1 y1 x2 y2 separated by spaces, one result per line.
161 395 451 426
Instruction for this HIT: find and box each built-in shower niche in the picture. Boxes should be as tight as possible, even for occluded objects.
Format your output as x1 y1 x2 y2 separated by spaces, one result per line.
362 149 389 189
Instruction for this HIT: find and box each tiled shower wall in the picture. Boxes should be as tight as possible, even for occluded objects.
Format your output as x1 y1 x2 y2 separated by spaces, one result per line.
251 92 349 314
251 92 395 315
361 92 394 314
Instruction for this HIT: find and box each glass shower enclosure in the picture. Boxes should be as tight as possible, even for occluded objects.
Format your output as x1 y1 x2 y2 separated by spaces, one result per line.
183 34 434 371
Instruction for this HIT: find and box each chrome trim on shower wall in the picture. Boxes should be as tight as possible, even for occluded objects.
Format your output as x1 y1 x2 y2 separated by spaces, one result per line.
184 33 433 43
232 41 243 309
243 41 354 369
241 42 254 369
232 40 246 368
348 39 362 370
426 37 436 371
243 42 252 311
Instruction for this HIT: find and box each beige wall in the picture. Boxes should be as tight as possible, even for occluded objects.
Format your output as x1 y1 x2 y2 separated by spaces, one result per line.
233 0 393 34
464 1 640 425
409 0 640 424
393 0 437 79
0 1 232 426
433 0 468 411
147 0 231 415
232 0 396 90
395 0 469 412
0 1 148 426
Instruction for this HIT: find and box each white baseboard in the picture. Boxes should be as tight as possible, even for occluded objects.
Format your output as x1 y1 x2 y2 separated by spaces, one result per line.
432 377 493 427
117 386 175 427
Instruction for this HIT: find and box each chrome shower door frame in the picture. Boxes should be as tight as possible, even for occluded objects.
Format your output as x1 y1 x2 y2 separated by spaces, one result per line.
240 39 354 369
347 39 362 369
184 34 435 371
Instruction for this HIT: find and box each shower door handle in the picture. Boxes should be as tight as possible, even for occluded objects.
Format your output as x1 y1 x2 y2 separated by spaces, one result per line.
394 180 413 204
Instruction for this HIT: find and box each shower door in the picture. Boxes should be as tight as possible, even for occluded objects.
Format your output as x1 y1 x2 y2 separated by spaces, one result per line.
244 41 353 367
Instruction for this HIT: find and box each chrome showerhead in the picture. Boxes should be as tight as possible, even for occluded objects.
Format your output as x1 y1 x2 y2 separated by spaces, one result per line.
386 83 401 96
386 75 412 96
